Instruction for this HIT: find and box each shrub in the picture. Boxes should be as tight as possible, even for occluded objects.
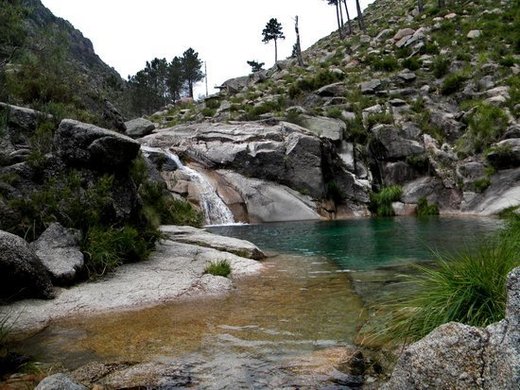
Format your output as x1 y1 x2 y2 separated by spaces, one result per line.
365 112 393 129
402 57 421 71
416 197 439 216
464 103 509 154
374 219 520 343
440 72 467 95
369 55 399 72
432 57 450 78
204 260 231 277
201 107 216 117
326 107 343 119
370 185 403 217
473 177 491 193
82 225 150 276
204 98 221 110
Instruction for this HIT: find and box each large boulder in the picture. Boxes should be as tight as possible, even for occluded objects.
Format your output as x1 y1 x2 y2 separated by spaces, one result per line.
0 230 54 300
383 267 520 389
124 118 155 139
54 119 140 171
371 125 424 160
299 115 346 141
31 223 84 285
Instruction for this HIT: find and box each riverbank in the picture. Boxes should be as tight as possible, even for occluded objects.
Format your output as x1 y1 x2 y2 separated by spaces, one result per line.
0 226 264 335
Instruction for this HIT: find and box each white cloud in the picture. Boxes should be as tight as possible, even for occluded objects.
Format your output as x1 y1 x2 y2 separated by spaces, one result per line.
41 0 374 98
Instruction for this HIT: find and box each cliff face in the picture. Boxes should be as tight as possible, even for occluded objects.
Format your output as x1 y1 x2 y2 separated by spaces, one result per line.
1 0 130 122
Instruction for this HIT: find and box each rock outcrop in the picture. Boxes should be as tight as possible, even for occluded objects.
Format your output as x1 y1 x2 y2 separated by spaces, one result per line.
125 117 155 138
0 230 54 300
140 121 370 222
383 267 520 389
31 223 84 285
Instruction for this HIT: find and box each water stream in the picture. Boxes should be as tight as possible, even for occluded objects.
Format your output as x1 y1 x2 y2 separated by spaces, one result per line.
14 217 502 387
141 146 235 225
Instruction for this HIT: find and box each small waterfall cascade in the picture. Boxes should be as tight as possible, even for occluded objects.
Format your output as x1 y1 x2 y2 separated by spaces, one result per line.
141 146 235 226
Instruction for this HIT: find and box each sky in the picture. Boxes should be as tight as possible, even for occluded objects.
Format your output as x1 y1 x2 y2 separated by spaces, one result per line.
41 0 374 98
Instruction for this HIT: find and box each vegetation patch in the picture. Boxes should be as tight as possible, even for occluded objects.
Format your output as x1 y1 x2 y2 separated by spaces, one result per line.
416 197 439 216
370 185 403 217
204 260 232 277
440 72 467 95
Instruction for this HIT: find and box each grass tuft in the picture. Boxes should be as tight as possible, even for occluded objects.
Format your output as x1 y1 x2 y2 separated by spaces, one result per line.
204 260 232 277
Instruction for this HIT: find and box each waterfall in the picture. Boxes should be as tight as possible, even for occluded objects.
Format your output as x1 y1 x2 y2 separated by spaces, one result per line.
141 146 235 226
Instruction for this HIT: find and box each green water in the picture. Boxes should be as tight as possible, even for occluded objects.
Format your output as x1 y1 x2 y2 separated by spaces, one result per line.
14 217 503 388
210 216 502 270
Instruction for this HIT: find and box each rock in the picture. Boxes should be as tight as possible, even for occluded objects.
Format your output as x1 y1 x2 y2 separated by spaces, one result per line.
487 138 520 170
35 373 87 390
393 28 415 41
402 176 462 211
299 115 346 141
384 161 420 185
392 202 416 216
0 102 42 134
503 124 520 140
124 118 155 138
55 119 140 171
0 230 54 301
383 267 520 389
444 12 457 19
216 170 322 223
360 79 382 94
371 125 424 160
102 99 126 133
456 161 487 190
160 225 265 260
31 223 84 285
467 29 482 39
316 82 346 97
397 70 416 82
0 230 263 333
462 168 520 215
375 28 393 42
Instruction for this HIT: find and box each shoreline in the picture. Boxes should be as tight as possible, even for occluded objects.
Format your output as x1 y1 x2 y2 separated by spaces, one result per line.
0 226 264 336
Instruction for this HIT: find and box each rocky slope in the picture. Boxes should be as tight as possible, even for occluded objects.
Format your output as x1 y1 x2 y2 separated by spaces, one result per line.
144 0 519 219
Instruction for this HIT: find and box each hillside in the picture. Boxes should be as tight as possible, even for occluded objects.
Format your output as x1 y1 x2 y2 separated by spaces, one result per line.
149 0 520 217
0 0 130 126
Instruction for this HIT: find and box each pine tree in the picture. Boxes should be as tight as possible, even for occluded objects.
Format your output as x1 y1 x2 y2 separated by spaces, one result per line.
262 18 285 63
181 48 204 98
247 60 265 73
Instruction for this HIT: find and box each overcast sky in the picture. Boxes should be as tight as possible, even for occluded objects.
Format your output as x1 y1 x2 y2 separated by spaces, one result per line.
41 0 374 97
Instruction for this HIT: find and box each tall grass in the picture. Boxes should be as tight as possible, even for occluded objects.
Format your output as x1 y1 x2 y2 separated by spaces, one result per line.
363 215 520 345
204 260 232 277
371 186 403 217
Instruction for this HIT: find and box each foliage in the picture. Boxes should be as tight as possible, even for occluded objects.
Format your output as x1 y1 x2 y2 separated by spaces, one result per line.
262 18 285 63
204 260 232 277
82 225 150 276
402 57 420 71
432 56 449 78
365 112 393 129
247 60 265 73
327 181 345 203
416 197 439 216
440 72 467 95
367 55 399 72
371 217 520 343
370 185 403 217
288 69 345 98
459 103 509 154
473 177 491 193
128 48 204 115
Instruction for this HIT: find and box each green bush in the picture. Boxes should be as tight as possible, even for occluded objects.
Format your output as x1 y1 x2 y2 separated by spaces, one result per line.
204 260 232 277
201 107 217 117
82 225 150 276
371 185 403 217
376 218 520 342
473 177 491 193
416 197 439 216
440 72 467 95
402 57 420 71
369 55 399 72
432 57 450 78
365 112 393 129
463 103 509 154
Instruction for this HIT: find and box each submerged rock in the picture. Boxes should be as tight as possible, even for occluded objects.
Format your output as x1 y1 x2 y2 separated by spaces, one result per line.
35 373 87 390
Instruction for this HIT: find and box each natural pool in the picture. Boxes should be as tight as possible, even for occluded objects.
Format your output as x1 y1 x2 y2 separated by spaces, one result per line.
16 216 502 388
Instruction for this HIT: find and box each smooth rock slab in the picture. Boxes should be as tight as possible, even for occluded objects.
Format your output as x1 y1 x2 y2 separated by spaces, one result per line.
124 117 155 138
35 373 87 390
0 229 263 333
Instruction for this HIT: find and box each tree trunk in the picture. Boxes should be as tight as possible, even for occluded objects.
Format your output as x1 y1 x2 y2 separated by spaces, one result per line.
294 16 304 67
342 0 353 35
355 0 365 31
274 38 278 63
335 2 344 39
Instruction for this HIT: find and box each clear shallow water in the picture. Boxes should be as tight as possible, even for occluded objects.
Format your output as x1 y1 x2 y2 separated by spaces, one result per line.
15 217 502 388
209 216 503 270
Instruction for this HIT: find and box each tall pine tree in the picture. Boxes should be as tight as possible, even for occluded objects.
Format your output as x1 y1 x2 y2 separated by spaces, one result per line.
262 18 285 63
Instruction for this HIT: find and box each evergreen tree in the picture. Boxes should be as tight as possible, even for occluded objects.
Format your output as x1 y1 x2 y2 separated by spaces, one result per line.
342 0 353 35
167 56 184 100
262 18 285 63
355 0 365 31
247 60 265 73
181 48 204 98
326 0 344 39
